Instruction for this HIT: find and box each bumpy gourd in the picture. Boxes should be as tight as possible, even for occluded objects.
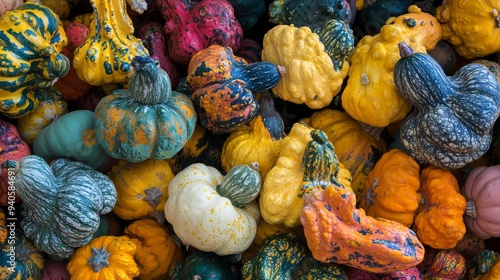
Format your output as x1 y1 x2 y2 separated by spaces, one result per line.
436 0 500 59
467 250 500 280
73 0 148 85
395 42 500 169
0 1 69 118
341 5 442 127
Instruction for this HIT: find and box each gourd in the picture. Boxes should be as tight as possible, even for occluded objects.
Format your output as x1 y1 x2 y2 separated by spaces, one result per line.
5 155 117 259
221 92 286 178
16 88 68 146
341 5 442 127
168 251 242 280
0 0 23 15
0 229 45 280
436 0 500 59
0 119 30 206
241 218 293 262
300 131 425 273
395 42 500 169
33 110 117 172
41 0 78 20
227 0 266 30
186 45 282 134
94 55 197 162
73 0 149 86
301 108 387 197
358 148 421 228
462 165 500 239
123 218 186 280
0 1 69 118
413 166 467 249
164 163 261 255
467 250 500 280
261 20 352 109
417 248 466 280
156 0 243 65
107 159 174 222
67 235 140 280
454 231 486 260
260 123 351 227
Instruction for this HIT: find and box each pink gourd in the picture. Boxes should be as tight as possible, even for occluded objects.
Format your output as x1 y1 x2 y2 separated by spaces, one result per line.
157 0 243 65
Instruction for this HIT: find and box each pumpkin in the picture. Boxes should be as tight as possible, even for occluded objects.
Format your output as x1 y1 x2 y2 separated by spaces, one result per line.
417 248 466 280
187 45 282 134
436 0 500 59
0 119 30 206
16 88 68 146
462 165 500 239
67 235 140 280
395 42 500 169
467 250 500 280
94 55 197 162
5 155 117 259
261 21 351 109
358 148 421 228
73 0 148 86
221 92 286 178
123 218 186 280
33 110 117 172
0 0 23 15
341 5 442 127
0 1 69 118
164 163 261 255
301 108 387 197
107 159 174 222
168 251 242 280
413 166 467 249
227 0 266 30
156 0 243 65
0 229 45 280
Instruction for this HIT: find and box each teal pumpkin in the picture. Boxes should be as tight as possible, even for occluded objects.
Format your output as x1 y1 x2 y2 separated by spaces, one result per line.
394 42 500 169
0 229 45 280
5 155 117 259
168 251 242 280
33 110 117 172
94 55 197 162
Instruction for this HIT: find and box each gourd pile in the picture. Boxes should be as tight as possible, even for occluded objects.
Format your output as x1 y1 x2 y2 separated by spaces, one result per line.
2 0 500 279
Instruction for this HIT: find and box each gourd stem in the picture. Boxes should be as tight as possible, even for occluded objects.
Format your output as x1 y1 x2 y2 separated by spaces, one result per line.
364 177 378 207
15 243 31 262
249 162 260 172
465 200 477 218
398 42 414 58
493 9 500 27
143 186 162 209
88 247 111 272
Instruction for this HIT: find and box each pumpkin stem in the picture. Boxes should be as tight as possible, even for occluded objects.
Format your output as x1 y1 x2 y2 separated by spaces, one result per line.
398 41 414 58
249 162 260 172
465 200 477 218
142 186 163 209
129 56 172 105
492 9 500 27
364 177 378 207
15 243 31 262
361 73 369 85
88 246 111 272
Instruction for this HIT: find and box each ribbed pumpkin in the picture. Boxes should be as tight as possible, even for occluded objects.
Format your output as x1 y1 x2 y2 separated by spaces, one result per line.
187 45 281 134
395 42 500 169
358 148 421 228
107 159 174 222
0 229 45 280
301 109 387 197
94 56 197 163
0 1 69 118
6 155 117 259
67 235 140 280
221 92 286 178
124 218 186 280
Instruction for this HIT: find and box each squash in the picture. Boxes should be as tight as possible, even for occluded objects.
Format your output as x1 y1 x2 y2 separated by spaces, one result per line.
0 1 69 118
123 218 186 280
33 110 117 172
67 235 140 280
156 0 243 65
417 248 466 280
467 250 500 280
341 5 442 127
413 166 467 249
241 218 293 262
227 0 266 30
221 92 286 178
0 119 30 206
6 155 117 259
358 148 421 228
261 21 351 109
301 108 387 197
395 42 500 169
0 0 23 15
164 163 261 255
462 165 500 239
187 45 282 134
168 251 241 280
436 0 500 59
16 88 68 146
0 229 45 280
73 0 148 86
107 159 174 222
94 55 197 162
